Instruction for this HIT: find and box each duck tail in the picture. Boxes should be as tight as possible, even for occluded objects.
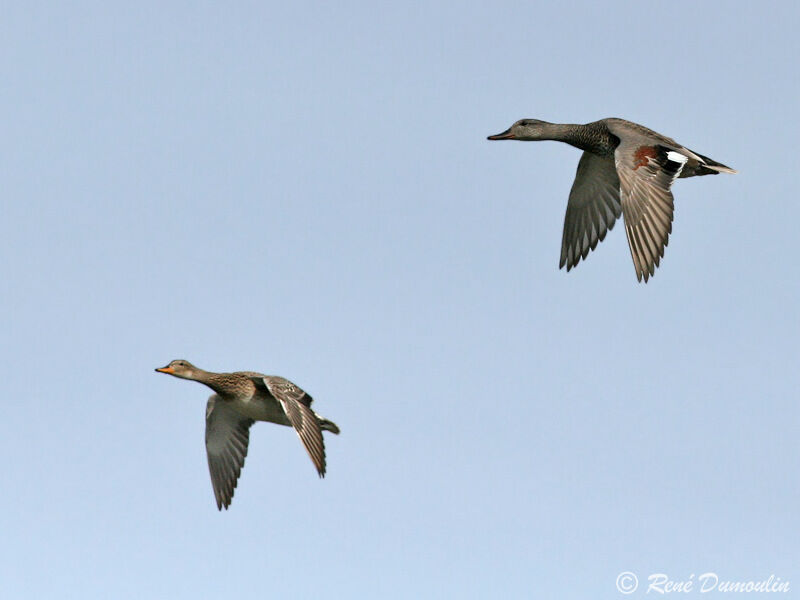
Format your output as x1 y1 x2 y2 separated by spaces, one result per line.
319 418 341 435
695 151 737 175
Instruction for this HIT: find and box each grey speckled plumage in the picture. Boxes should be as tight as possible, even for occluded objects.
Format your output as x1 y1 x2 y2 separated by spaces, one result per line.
488 118 736 282
156 359 340 510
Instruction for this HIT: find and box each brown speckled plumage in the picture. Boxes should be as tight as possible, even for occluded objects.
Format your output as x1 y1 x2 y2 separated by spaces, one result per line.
156 359 339 510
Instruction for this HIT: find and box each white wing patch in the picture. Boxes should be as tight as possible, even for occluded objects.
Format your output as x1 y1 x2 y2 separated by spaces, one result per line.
666 151 688 165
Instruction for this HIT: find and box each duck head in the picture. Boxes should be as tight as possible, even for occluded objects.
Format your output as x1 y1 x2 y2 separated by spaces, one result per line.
155 359 201 380
488 119 550 141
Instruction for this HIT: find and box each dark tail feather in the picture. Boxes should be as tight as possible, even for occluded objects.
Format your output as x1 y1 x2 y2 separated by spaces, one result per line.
695 151 737 175
319 418 340 435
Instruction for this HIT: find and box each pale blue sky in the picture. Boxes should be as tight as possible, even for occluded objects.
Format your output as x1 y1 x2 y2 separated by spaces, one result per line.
1 2 797 598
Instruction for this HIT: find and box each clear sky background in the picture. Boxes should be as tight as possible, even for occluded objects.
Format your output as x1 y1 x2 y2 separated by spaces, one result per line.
1 2 797 598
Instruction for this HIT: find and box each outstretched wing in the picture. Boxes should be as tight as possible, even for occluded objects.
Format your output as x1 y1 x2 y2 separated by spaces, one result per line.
205 395 254 510
258 377 327 477
560 151 622 271
613 141 687 282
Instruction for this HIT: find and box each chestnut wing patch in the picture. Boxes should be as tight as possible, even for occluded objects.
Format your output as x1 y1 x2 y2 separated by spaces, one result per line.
615 144 688 281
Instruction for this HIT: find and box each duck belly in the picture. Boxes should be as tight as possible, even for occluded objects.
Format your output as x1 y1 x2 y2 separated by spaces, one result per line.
231 396 291 426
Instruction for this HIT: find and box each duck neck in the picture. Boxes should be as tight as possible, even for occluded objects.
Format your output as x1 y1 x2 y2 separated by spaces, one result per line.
199 371 248 398
187 368 224 390
541 122 613 154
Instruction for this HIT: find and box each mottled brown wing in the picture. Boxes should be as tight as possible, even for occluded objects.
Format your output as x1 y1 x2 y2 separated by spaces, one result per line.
262 377 327 477
613 142 687 282
560 152 622 271
205 395 254 510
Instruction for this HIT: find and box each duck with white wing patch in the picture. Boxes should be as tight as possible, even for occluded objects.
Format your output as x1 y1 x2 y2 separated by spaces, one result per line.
488 117 736 282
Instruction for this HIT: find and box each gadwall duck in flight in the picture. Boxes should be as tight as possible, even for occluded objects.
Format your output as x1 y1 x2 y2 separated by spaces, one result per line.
488 118 736 282
156 360 340 510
